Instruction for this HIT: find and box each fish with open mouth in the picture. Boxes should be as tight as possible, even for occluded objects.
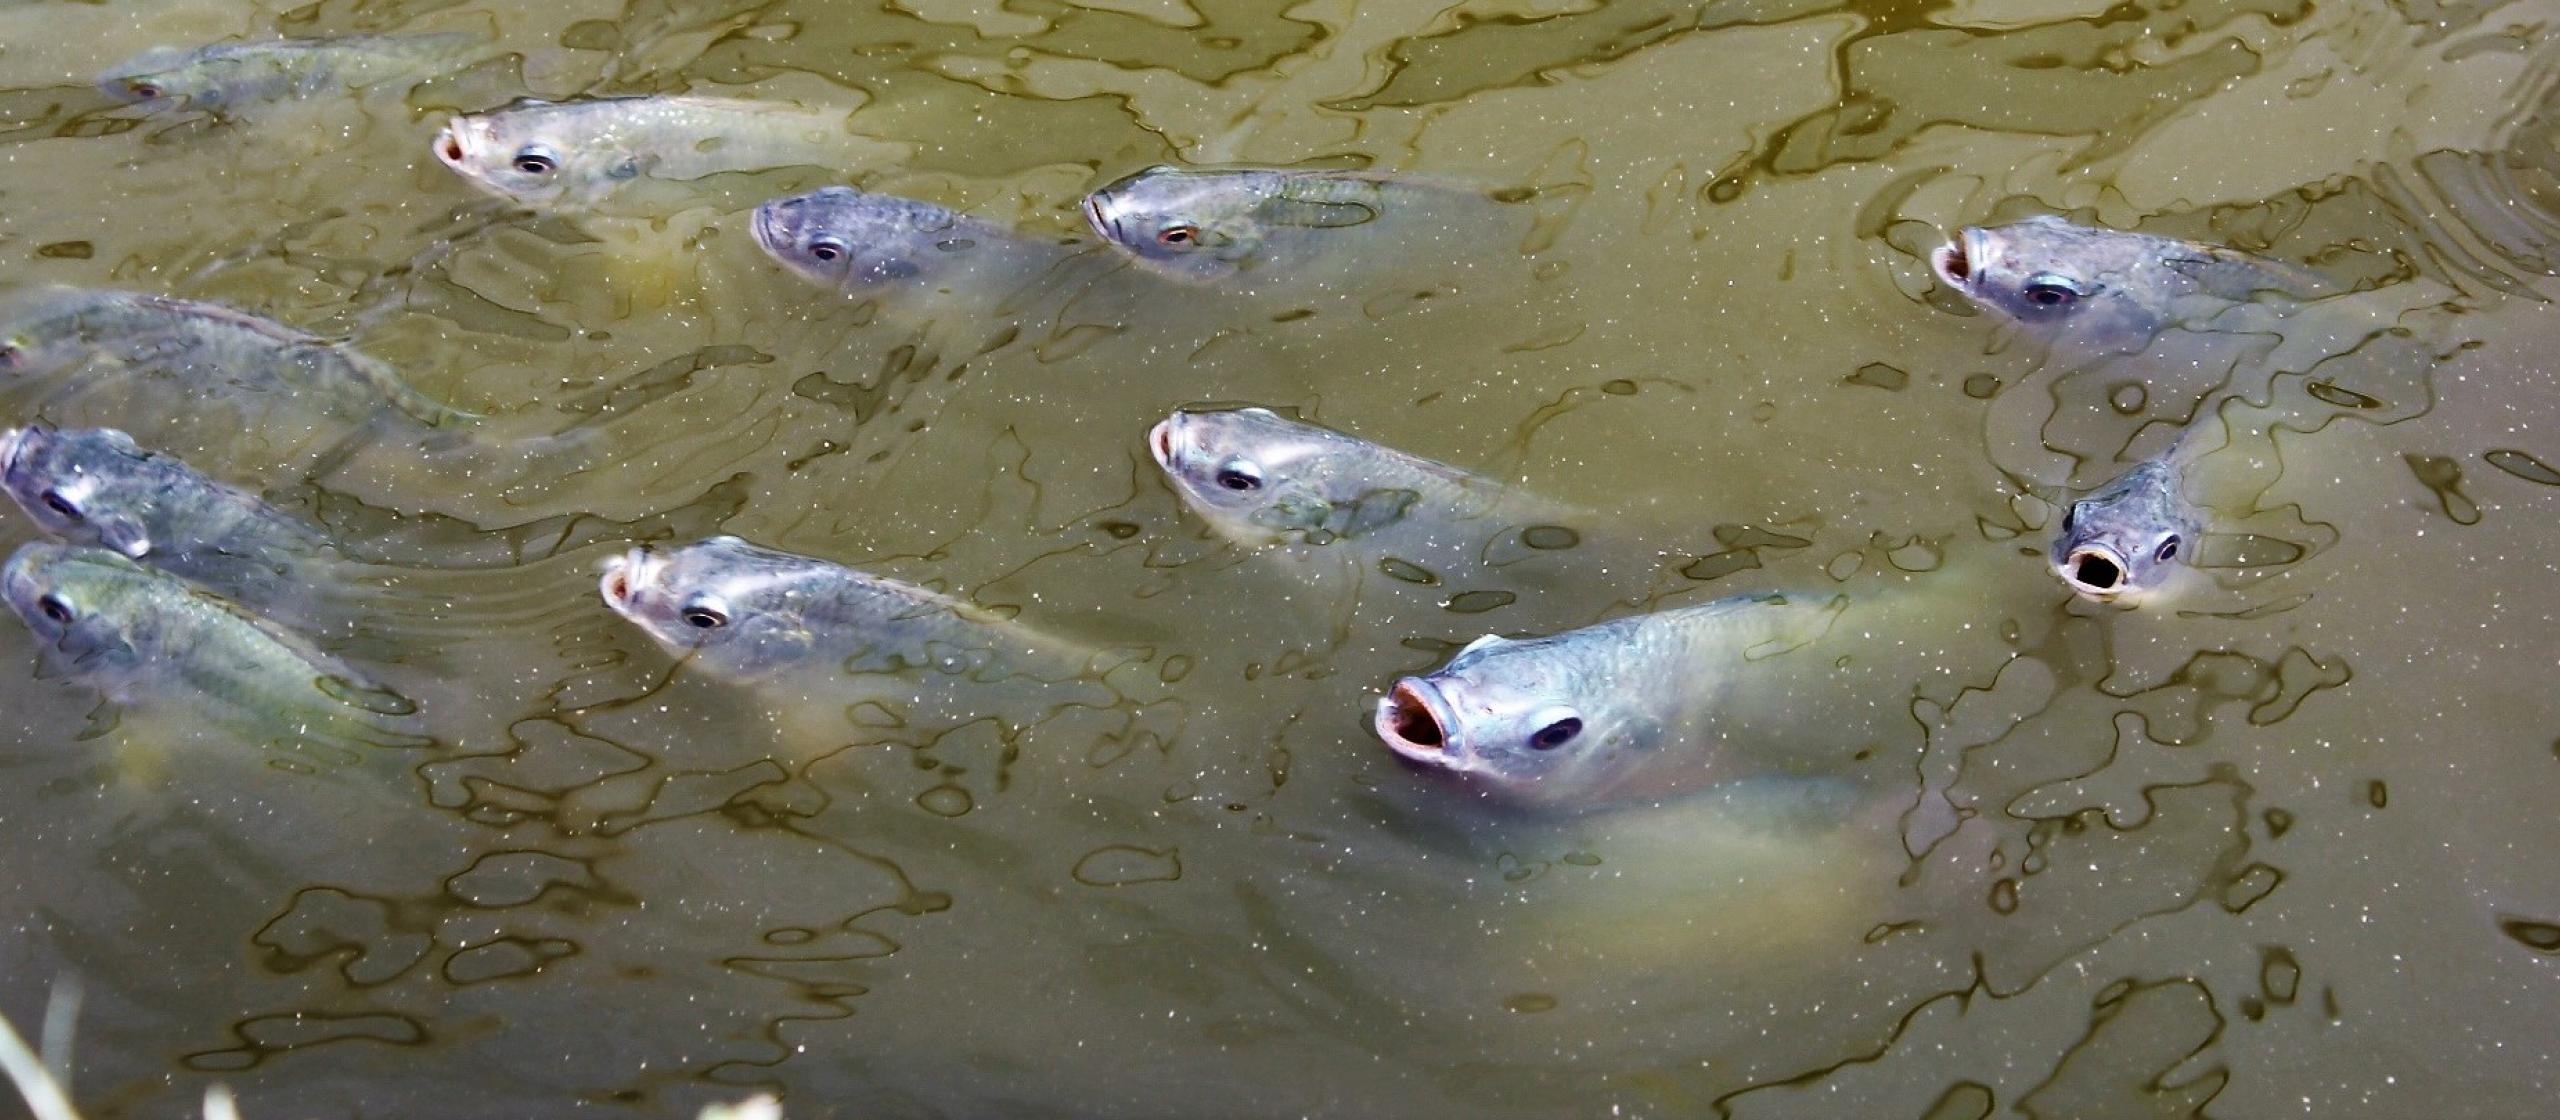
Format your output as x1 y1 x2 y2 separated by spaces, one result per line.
96 33 479 115
432 96 904 212
2 541 427 753
1372 592 1855 806
1930 214 2322 348
2050 446 2203 605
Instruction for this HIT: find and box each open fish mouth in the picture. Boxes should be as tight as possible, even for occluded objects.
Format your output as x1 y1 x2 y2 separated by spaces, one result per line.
431 116 480 171
2059 545 2128 600
1932 227 1985 289
598 548 659 616
1147 416 1180 470
1375 677 1462 768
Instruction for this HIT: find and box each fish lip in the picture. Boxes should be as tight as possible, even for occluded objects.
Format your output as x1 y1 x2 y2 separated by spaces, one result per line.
750 197 793 258
599 548 656 616
1375 677 1465 768
432 116 475 170
0 427 23 476
2057 544 2128 601
1083 193 1128 247
1932 227 1982 290
1147 415 1179 471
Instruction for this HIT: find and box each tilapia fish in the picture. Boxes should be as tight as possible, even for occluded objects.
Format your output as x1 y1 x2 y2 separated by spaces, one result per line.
2052 446 2202 605
97 32 479 114
1931 214 2323 347
1150 406 1571 578
1 425 340 606
433 96 904 211
0 286 471 429
600 535 1117 719
1085 166 1436 282
2 542 426 751
1374 592 1858 806
753 186 1067 291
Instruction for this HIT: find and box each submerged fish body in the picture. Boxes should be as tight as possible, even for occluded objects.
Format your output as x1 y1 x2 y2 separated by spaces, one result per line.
752 186 1064 291
1150 406 1540 565
1085 166 1427 282
432 96 897 211
2052 450 2202 605
0 425 339 605
96 32 478 114
1931 215 2321 347
1373 592 1851 806
599 535 1085 693
1 542 425 750
0 286 470 429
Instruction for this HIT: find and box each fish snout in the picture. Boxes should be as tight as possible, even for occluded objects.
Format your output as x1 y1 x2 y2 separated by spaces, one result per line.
432 117 480 171
1083 192 1125 246
1375 677 1462 768
1932 227 1985 290
750 197 797 256
2058 544 2129 601
599 548 660 616
0 428 23 474
1147 415 1182 471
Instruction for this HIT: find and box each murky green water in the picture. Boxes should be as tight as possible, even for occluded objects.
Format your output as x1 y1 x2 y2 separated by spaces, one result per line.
2 0 2557 1116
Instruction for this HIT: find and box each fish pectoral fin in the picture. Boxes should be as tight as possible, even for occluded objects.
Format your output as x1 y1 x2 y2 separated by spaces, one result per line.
1257 195 1382 230
605 151 659 182
75 697 123 742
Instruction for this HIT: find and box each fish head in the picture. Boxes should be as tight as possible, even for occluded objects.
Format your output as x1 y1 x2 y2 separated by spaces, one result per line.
1085 167 1268 280
3 541 142 650
0 294 97 380
1 426 156 557
600 535 819 671
94 48 205 108
434 108 580 206
752 187 948 288
2051 462 2197 604
1149 406 1379 543
1375 632 1652 802
1933 215 2149 333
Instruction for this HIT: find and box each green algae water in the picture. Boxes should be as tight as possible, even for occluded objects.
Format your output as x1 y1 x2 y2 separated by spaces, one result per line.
2 0 2558 1116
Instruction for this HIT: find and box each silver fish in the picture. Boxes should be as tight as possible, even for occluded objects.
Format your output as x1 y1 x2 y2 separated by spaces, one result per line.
0 286 471 429
96 33 478 114
752 186 1059 291
2 542 426 750
432 96 900 211
2052 451 2202 604
1085 166 1412 281
1149 406 1550 562
0 425 338 603
598 535 1082 691
1374 593 1849 805
1931 214 2321 347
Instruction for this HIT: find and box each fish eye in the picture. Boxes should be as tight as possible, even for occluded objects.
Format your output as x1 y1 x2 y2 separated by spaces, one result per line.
39 490 81 522
511 147 559 176
808 237 848 263
2021 274 2085 308
128 81 163 100
2155 535 2181 563
0 339 24 371
1212 458 1263 492
36 594 73 626
679 604 729 630
1157 224 1201 248
1528 716 1584 751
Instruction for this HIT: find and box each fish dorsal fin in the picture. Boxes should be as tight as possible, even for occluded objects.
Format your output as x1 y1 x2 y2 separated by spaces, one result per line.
1456 633 1509 657
1259 181 1384 229
2160 251 2316 302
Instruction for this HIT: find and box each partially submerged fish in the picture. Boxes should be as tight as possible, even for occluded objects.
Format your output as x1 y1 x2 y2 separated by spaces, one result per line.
2051 449 2202 605
0 286 471 429
598 534 1085 691
1931 214 2322 347
1086 166 1429 281
0 425 339 604
433 96 900 211
1150 406 1556 568
752 186 1064 291
96 33 479 114
1373 592 1852 806
2 542 427 751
